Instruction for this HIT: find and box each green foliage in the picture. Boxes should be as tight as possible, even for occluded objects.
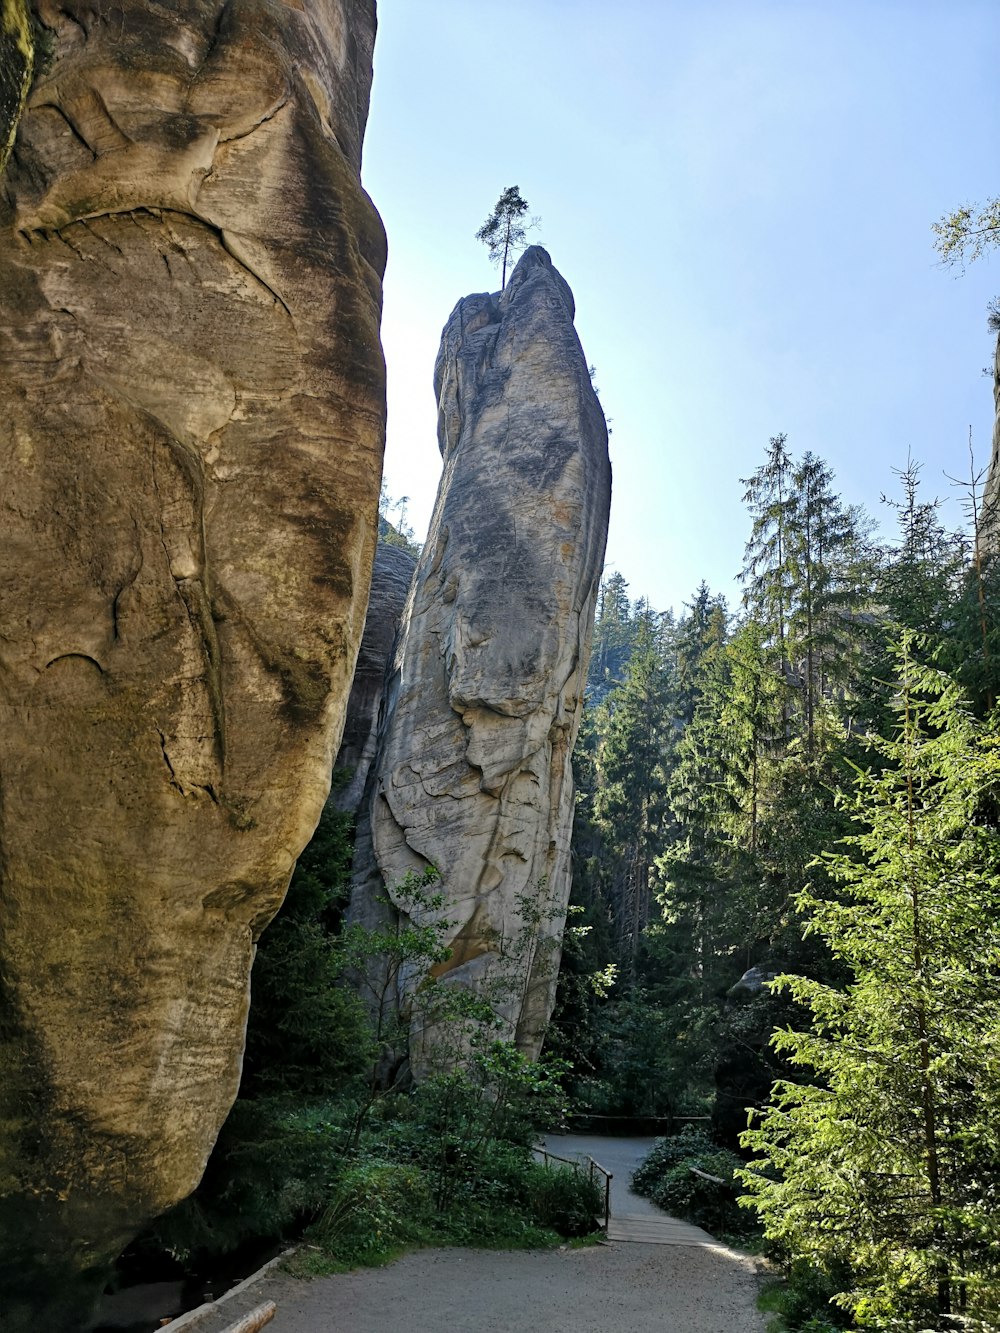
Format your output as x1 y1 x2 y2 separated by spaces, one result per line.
740 643 1000 1329
758 1261 853 1332
933 197 1000 268
588 572 639 698
241 803 368 1098
593 616 677 962
377 480 422 557
147 1098 351 1264
373 1039 570 1210
309 1159 432 1262
475 185 537 286
631 1124 719 1191
572 989 683 1118
631 1127 753 1241
288 1144 600 1272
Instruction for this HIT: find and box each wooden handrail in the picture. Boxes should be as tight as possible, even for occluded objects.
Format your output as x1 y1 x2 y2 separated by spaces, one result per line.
689 1166 726 1186
536 1146 613 1230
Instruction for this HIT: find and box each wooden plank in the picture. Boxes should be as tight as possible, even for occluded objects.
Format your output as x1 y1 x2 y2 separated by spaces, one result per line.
607 1214 720 1246
218 1303 277 1333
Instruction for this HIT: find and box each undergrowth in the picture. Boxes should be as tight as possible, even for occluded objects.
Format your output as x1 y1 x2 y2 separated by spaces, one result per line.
630 1125 756 1245
130 809 603 1279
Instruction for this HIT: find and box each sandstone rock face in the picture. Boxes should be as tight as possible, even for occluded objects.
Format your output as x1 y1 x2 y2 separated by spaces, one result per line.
0 3 384 1326
982 332 1000 551
351 247 611 1069
332 542 416 813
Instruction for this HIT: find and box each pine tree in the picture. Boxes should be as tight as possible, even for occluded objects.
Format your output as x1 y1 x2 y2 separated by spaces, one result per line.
741 437 873 749
475 185 535 286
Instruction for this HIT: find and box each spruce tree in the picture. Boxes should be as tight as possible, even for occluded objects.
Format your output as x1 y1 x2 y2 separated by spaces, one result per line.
593 619 674 964
741 643 1000 1329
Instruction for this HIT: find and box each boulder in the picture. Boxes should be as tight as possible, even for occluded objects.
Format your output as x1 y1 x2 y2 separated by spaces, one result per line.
0 2 384 1325
726 966 779 1001
350 246 611 1070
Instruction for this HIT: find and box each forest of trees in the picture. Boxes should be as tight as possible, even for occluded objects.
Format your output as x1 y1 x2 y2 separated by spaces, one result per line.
550 438 1000 1330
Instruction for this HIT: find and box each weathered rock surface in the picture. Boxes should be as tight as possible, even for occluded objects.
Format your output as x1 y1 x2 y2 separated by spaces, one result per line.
0 3 384 1326
0 0 33 173
332 542 416 813
981 330 1000 551
350 246 611 1069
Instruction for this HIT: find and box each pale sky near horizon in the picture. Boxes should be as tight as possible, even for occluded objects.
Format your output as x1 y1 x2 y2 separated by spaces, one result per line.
361 0 999 618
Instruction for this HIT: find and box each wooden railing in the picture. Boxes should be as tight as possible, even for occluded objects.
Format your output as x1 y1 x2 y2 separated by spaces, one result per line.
535 1146 613 1230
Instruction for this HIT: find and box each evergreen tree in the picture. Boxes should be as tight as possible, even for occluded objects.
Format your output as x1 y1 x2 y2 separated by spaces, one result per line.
588 571 635 698
740 433 796 696
475 185 535 286
787 451 873 749
741 644 1000 1329
741 437 873 749
593 620 675 965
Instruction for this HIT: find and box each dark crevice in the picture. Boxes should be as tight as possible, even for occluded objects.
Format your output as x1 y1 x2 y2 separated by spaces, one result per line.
44 652 103 673
156 729 184 795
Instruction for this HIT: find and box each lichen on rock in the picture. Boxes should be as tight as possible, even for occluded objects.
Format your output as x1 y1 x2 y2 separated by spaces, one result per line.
0 0 34 175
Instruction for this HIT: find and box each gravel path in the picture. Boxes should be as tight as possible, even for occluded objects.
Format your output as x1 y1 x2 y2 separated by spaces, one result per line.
191 1243 768 1333
185 1137 769 1333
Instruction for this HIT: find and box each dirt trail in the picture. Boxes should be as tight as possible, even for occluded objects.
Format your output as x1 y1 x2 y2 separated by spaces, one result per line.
180 1136 769 1333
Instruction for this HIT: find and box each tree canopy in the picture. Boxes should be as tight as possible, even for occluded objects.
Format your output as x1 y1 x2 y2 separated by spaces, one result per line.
476 185 535 286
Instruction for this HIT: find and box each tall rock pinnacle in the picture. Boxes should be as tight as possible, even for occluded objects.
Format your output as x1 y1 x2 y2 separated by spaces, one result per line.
981 328 1000 551
350 246 611 1069
0 2 385 1325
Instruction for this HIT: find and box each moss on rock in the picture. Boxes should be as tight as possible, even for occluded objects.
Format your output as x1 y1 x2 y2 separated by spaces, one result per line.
0 0 33 176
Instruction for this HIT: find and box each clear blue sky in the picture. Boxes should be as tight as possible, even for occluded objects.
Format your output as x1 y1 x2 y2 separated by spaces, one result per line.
361 0 999 617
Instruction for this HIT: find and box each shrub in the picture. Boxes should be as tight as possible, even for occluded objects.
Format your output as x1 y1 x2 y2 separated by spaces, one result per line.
146 1097 349 1264
630 1124 718 1194
528 1164 603 1237
758 1259 853 1331
308 1160 433 1262
631 1127 753 1240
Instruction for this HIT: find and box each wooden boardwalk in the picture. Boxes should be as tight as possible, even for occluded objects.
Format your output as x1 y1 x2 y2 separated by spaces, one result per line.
606 1210 724 1247
541 1133 728 1249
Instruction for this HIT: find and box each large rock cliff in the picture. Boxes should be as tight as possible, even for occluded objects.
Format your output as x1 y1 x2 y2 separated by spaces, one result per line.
0 3 384 1326
981 330 1000 550
332 542 417 813
350 246 611 1069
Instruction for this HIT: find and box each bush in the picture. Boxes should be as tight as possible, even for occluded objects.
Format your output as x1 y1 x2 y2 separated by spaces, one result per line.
146 1097 349 1264
758 1259 853 1331
528 1163 603 1237
631 1127 753 1241
630 1123 718 1194
308 1160 433 1262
